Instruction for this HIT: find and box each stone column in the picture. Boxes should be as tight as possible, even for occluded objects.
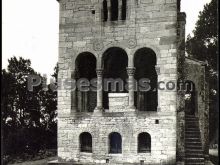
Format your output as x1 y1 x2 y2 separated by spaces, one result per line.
94 68 104 112
107 0 111 20
155 65 160 110
118 0 122 20
127 67 136 109
71 70 78 114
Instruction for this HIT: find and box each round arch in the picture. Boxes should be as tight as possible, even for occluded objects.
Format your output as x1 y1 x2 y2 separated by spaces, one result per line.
71 49 98 70
79 132 93 153
133 47 158 111
75 52 97 79
102 47 128 109
138 132 151 153
130 45 160 67
109 132 122 154
74 52 97 112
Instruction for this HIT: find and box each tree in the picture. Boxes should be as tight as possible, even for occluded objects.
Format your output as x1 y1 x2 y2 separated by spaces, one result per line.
5 57 43 128
185 0 218 143
40 64 58 149
2 57 58 161
186 0 218 71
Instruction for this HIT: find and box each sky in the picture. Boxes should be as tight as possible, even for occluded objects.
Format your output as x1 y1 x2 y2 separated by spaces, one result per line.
2 0 211 77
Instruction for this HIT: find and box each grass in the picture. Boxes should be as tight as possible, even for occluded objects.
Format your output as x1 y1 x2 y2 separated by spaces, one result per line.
210 155 218 165
209 149 219 165
4 150 57 165
8 156 57 165
7 150 219 165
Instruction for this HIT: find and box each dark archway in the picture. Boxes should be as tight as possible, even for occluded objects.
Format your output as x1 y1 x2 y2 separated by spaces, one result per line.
109 132 122 154
102 47 128 109
184 80 196 115
134 48 158 111
79 132 92 153
75 52 97 112
138 132 151 153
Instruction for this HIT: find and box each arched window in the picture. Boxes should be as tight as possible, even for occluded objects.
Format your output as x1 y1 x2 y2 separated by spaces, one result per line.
75 52 97 112
138 132 151 153
103 0 108 21
109 132 122 153
103 0 127 22
177 0 181 11
121 0 127 20
111 0 119 21
134 48 158 111
102 47 128 109
80 132 92 153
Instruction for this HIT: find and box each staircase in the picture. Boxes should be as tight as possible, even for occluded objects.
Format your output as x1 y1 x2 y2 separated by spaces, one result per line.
185 115 205 165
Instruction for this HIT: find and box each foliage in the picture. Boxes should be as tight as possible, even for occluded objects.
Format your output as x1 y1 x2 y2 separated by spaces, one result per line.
185 0 218 142
1 57 58 163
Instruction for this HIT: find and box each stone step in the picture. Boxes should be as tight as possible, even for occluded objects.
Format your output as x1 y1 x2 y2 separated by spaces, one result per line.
185 126 198 128
185 118 198 120
185 153 204 158
185 117 197 119
185 136 201 139
185 119 198 121
185 141 202 144
185 129 200 133
185 119 197 121
185 163 205 165
185 123 199 126
185 130 200 133
185 134 201 137
185 157 204 162
186 123 199 126
185 139 201 142
185 127 200 130
185 140 201 144
185 144 202 148
185 145 203 150
185 149 204 154
185 115 196 117
185 137 201 140
186 124 198 127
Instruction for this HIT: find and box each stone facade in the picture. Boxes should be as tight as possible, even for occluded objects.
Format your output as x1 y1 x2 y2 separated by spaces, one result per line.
55 0 209 164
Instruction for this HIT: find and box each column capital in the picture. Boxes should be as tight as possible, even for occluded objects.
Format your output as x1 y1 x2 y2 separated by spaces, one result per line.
72 69 79 79
126 67 136 76
96 68 104 77
155 66 160 75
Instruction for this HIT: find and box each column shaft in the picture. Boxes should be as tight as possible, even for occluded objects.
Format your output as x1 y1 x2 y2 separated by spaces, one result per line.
95 69 104 112
127 67 136 109
71 70 78 114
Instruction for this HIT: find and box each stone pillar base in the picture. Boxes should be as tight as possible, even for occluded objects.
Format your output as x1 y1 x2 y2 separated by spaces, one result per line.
127 106 137 112
205 161 214 165
176 161 184 165
93 107 104 115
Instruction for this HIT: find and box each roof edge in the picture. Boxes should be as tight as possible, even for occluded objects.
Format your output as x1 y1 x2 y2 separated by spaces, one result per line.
185 56 207 66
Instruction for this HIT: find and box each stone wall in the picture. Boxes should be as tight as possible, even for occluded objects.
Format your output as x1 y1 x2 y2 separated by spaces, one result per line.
58 0 179 164
176 11 186 164
58 112 176 164
185 58 209 159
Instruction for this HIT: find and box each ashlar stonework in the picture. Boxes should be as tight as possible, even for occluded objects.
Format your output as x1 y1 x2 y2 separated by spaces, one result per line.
50 0 210 164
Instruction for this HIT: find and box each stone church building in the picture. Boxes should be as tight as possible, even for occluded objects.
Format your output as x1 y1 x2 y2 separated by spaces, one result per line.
52 0 210 164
